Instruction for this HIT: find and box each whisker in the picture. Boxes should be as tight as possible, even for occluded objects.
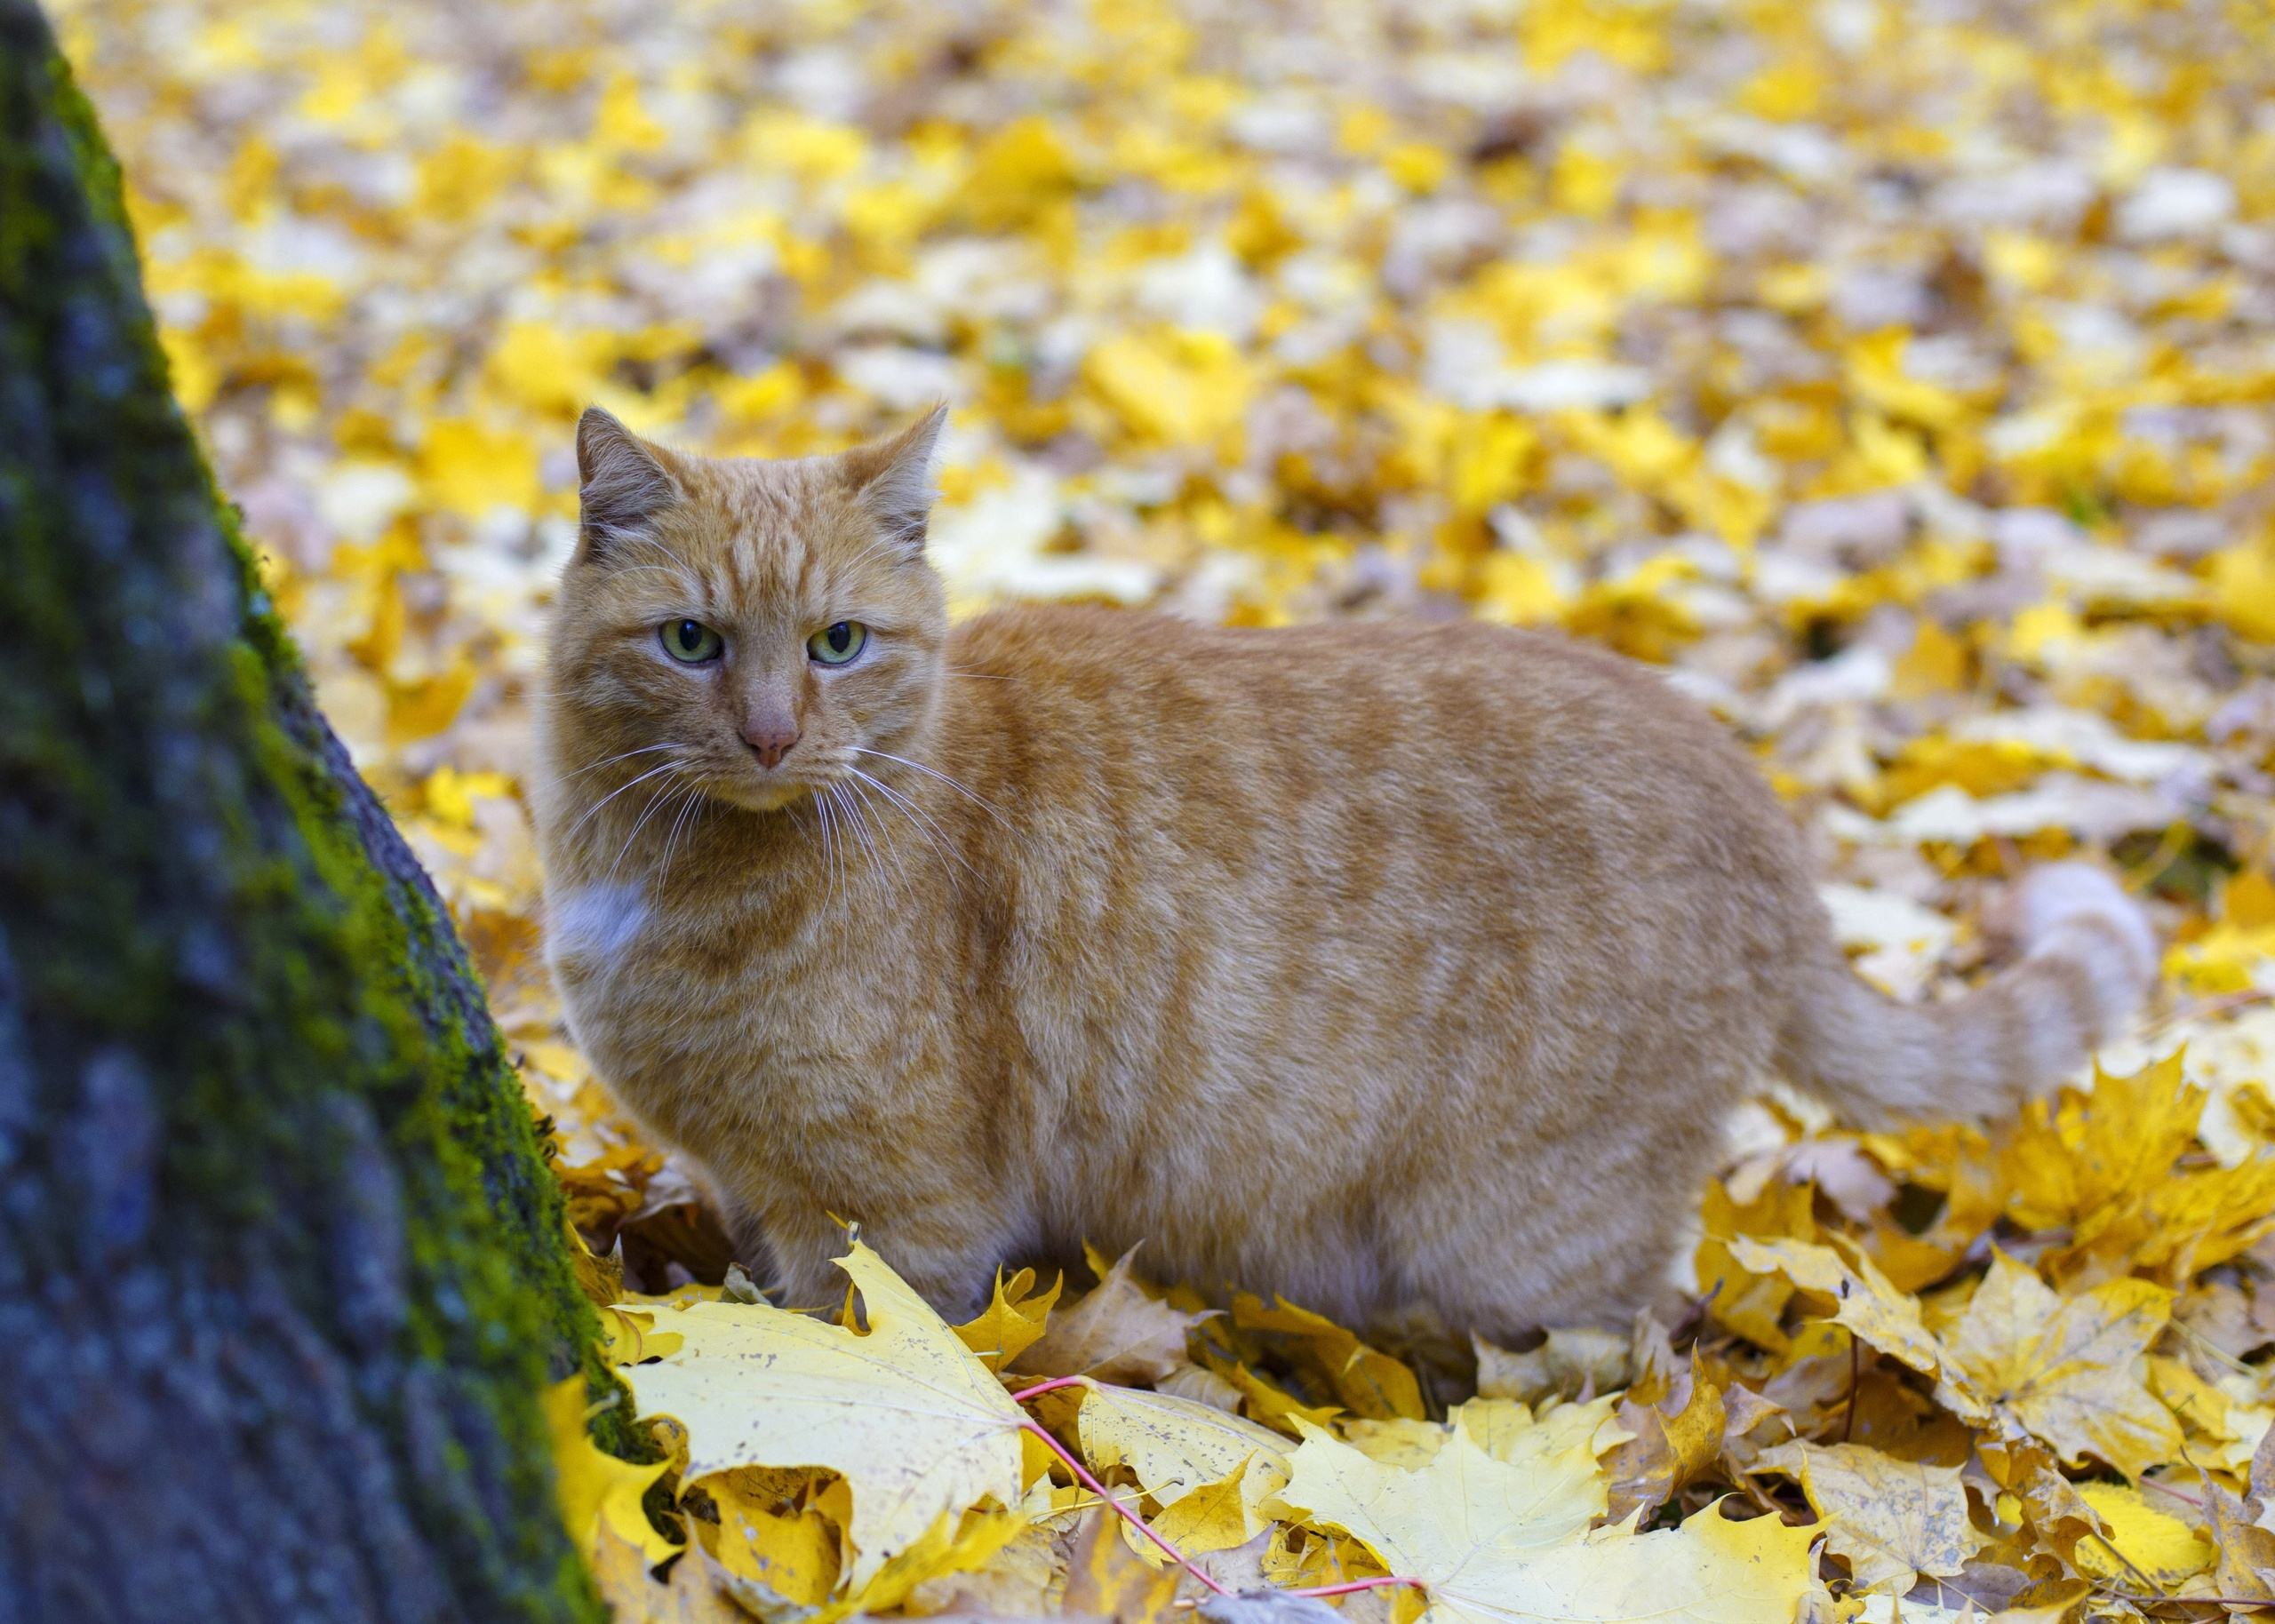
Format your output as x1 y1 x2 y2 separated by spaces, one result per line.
831 784 893 896
606 770 690 887
805 787 843 905
838 779 899 886
842 773 922 890
532 742 682 790
849 747 1011 826
847 766 974 889
563 758 684 844
653 782 709 887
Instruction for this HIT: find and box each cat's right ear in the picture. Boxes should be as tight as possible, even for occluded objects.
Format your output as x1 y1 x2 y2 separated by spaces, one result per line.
574 407 679 564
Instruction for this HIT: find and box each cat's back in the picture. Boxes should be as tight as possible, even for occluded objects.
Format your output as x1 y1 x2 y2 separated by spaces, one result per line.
939 605 1797 883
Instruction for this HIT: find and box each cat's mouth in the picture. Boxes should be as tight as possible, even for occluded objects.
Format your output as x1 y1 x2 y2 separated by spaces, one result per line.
706 759 830 815
718 775 817 814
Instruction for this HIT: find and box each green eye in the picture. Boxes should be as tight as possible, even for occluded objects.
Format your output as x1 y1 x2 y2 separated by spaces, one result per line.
808 621 868 665
660 619 722 663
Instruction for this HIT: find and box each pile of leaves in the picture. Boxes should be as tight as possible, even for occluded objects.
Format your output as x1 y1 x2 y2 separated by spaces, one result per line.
48 0 2275 1615
535 1053 2275 1623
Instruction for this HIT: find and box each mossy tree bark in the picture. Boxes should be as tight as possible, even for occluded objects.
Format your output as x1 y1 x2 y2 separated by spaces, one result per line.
0 7 611 1620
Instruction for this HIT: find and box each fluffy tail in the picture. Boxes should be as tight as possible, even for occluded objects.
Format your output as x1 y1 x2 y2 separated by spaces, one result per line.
1782 862 2159 1127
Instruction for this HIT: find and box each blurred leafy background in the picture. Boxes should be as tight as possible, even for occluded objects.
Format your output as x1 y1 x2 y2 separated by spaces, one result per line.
48 0 2275 1248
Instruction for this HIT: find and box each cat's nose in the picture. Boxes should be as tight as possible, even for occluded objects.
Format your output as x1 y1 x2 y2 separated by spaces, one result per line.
740 718 800 770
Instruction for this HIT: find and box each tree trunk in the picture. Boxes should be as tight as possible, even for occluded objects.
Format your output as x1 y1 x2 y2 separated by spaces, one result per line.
0 7 612 1620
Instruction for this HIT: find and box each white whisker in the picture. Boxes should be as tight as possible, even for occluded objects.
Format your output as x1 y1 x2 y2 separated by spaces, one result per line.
533 741 681 790
606 770 690 886
849 747 1010 826
563 758 684 845
847 766 974 889
831 784 893 896
653 782 710 886
839 779 899 884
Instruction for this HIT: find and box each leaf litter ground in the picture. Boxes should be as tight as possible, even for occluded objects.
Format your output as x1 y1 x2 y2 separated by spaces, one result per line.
49 0 2275 1616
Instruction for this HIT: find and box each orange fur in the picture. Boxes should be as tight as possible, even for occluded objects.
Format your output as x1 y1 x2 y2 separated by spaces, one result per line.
533 409 2155 1337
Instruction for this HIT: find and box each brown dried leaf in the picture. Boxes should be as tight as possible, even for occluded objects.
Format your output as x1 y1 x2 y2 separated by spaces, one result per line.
1016 1246 1205 1385
1601 1354 1728 1524
592 1523 746 1624
2202 1480 2275 1607
1064 1509 1180 1624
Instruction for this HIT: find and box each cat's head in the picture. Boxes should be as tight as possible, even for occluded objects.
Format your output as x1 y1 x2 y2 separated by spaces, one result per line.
545 406 949 816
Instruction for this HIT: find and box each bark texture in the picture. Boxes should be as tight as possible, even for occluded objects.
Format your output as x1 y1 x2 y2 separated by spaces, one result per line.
0 7 611 1619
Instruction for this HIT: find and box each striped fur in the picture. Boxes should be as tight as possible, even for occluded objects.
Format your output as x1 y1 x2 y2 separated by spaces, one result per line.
532 411 2156 1340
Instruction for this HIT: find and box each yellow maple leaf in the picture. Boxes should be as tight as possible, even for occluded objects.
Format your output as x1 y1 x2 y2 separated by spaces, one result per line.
952 1264 1061 1373
2000 1054 2201 1233
1230 1291 1425 1420
1274 1421 1816 1624
1145 1452 1288 1557
624 1241 1025 1591
1724 1234 1942 1375
1075 1381 1289 1515
696 1466 841 1612
1933 1252 2182 1479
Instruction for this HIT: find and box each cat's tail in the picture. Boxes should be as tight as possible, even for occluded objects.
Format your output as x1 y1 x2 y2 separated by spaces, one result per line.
1780 862 2159 1127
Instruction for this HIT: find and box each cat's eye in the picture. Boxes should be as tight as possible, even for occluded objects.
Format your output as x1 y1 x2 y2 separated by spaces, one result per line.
660 619 722 664
808 621 867 665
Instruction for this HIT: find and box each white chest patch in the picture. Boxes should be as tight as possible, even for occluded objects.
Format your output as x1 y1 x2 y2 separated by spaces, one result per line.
547 883 650 969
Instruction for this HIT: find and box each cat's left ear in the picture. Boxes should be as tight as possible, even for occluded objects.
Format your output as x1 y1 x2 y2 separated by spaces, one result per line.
839 403 947 555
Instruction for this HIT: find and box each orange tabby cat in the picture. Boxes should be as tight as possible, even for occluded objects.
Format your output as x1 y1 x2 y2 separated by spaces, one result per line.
533 405 2156 1339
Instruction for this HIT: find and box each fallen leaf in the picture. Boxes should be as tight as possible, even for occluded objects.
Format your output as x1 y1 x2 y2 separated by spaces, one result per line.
1724 1235 1942 1375
544 1373 679 1568
2201 1479 2275 1606
1456 1395 1627 1473
601 1305 685 1366
695 1467 840 1614
954 1265 1063 1374
1018 1246 1206 1385
1064 1507 1180 1624
905 1518 1062 1616
625 1241 1024 1590
1342 1418 1453 1469
592 1521 745 1623
1149 1453 1294 1558
1275 1420 1816 1624
1601 1355 1728 1523
2070 1481 2214 1588
1473 1328 1629 1406
1078 1381 1292 1502
1231 1292 1425 1419
1933 1251 2182 1478
2000 1055 2201 1233
1199 1349 1344 1437
1756 1440 1979 1595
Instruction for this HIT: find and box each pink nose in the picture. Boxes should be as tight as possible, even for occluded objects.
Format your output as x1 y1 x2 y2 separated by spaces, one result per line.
741 720 799 769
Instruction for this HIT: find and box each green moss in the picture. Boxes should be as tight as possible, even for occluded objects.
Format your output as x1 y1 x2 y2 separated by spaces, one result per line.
0 13 628 1615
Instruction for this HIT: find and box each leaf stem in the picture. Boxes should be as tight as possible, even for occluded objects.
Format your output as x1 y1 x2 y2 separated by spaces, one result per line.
1018 1419 1233 1596
1009 1375 1093 1403
1008 1375 1425 1607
